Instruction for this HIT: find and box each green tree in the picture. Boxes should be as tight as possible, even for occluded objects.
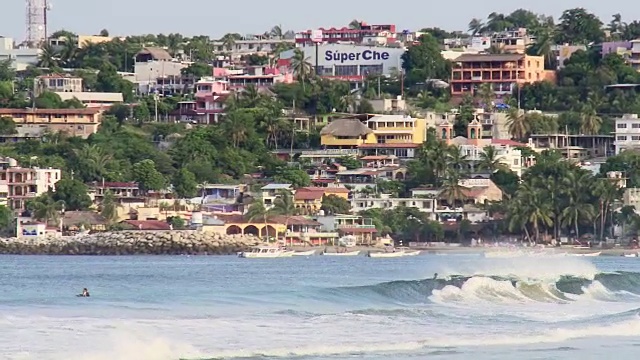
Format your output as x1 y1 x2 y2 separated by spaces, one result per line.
172 167 198 198
0 205 13 232
27 193 65 226
321 195 352 215
181 62 213 78
35 91 64 109
0 117 17 135
132 159 166 192
401 34 449 86
554 8 605 45
100 190 118 223
338 155 360 170
52 179 92 211
274 167 311 188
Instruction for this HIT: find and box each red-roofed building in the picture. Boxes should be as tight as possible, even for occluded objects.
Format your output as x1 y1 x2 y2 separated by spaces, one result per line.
121 220 172 230
295 23 397 45
293 186 350 215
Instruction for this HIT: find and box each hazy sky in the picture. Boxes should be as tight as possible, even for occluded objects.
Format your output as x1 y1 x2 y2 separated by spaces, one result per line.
3 0 640 41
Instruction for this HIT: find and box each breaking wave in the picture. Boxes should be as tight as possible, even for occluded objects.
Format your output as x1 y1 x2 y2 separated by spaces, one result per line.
328 271 640 305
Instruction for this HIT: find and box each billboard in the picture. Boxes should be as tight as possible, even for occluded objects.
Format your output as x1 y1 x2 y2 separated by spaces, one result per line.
311 30 323 43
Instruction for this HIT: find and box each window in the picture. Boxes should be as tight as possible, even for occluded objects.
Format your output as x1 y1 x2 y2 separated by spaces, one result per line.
334 65 358 77
632 123 640 128
618 123 628 128
617 136 628 141
513 159 519 165
632 136 640 141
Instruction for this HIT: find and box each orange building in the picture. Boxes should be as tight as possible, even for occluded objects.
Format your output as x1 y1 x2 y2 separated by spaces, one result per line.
451 54 554 96
0 108 103 139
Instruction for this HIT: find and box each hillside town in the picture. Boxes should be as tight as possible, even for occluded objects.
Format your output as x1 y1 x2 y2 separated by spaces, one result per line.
2 7 640 248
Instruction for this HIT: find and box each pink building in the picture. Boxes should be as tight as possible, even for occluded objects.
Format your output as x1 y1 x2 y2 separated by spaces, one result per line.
214 66 293 89
193 77 230 124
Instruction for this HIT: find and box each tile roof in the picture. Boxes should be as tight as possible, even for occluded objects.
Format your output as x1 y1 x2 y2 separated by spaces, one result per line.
121 220 171 230
0 108 101 115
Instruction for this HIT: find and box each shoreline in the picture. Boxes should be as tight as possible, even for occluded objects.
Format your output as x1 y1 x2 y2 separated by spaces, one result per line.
0 232 637 256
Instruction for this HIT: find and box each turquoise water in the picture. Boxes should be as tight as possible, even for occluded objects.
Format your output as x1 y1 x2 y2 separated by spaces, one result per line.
1 254 640 359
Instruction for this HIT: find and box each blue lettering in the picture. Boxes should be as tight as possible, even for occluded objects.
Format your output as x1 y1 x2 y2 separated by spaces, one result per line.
325 50 393 63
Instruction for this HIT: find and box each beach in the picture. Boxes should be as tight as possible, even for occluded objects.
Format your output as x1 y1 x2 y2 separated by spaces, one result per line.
1 253 640 359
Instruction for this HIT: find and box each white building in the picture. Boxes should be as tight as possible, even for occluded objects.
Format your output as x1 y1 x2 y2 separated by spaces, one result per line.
614 114 640 154
212 38 294 57
0 157 61 210
279 44 405 80
0 37 40 70
261 184 293 209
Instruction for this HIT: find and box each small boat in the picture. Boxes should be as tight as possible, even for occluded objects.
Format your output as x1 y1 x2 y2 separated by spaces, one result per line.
571 251 601 257
367 250 405 258
623 253 638 258
292 249 317 256
322 250 361 256
396 247 421 256
238 246 294 258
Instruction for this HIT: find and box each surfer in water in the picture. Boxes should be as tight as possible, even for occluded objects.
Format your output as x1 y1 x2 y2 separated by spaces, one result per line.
79 288 90 297
433 273 438 280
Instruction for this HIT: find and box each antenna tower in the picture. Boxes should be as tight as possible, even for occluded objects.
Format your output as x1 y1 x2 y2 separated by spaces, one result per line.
26 0 50 48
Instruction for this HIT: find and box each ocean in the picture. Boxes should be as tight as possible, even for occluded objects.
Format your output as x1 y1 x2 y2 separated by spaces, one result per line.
1 253 640 359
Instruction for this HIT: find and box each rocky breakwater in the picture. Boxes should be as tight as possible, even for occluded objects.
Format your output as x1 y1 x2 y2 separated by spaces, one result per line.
0 231 262 255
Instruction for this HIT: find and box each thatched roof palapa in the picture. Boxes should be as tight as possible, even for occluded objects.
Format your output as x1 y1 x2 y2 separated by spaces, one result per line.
320 118 372 137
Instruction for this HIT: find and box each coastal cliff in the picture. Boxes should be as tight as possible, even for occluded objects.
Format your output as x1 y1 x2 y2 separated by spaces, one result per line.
0 231 261 255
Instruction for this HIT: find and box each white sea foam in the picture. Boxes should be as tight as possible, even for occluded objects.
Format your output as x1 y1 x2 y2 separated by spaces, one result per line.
433 256 599 281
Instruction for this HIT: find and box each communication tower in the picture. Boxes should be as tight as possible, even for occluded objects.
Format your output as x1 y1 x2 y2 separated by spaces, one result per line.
26 0 51 48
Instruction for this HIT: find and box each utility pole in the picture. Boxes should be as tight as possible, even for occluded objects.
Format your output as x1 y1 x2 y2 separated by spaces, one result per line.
154 91 159 122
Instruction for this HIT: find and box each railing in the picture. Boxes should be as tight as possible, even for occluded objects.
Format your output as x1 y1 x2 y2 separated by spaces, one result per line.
338 224 376 229
300 149 359 156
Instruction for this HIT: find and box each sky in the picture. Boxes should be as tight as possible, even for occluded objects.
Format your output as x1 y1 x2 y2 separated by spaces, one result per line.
3 0 640 42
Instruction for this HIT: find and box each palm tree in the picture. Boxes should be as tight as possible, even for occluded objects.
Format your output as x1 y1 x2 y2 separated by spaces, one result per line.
73 144 113 181
348 20 362 30
339 92 357 113
506 108 529 140
439 170 467 208
593 179 621 240
477 83 495 111
269 190 297 245
561 172 595 239
518 182 553 242
28 195 65 226
100 190 118 223
468 18 485 35
270 25 284 39
290 49 312 88
245 200 269 242
220 33 241 51
37 44 59 68
446 146 469 175
609 14 624 39
478 145 506 173
240 84 263 107
223 111 250 148
260 115 286 149
579 104 602 135
59 35 78 67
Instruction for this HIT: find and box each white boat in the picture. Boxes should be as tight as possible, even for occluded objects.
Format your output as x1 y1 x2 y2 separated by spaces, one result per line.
238 246 294 258
367 250 405 258
322 250 361 256
292 249 317 256
396 247 421 256
623 253 638 258
571 251 601 257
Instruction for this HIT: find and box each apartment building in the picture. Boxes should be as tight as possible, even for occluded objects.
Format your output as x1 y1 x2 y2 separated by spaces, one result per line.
490 28 535 54
261 183 294 209
193 77 230 124
451 53 551 96
320 115 426 159
0 108 103 138
212 38 294 57
35 74 123 108
0 37 40 70
37 74 83 93
295 23 396 46
615 113 640 154
0 157 61 210
629 40 640 72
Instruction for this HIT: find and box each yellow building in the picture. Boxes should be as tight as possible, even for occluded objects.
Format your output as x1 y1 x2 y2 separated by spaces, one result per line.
0 108 103 138
320 115 427 149
78 35 114 48
293 186 350 214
